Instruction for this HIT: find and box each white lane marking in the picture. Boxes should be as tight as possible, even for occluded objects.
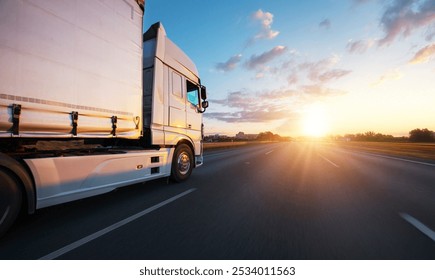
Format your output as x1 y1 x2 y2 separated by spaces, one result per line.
400 213 435 242
367 153 435 167
336 149 435 167
39 188 196 260
319 155 340 168
0 206 10 225
265 150 274 155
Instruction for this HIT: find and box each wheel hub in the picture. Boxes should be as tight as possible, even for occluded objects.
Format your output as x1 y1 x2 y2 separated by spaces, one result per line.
177 151 191 175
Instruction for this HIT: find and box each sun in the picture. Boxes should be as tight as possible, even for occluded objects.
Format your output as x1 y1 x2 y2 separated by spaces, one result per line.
302 104 330 137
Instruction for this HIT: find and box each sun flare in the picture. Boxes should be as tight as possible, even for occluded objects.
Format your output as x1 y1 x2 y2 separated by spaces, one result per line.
302 104 329 137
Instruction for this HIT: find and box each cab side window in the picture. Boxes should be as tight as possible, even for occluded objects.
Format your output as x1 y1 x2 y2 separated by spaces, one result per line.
172 72 182 98
186 80 199 106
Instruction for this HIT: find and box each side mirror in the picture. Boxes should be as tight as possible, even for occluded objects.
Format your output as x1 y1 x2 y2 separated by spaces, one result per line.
202 100 209 109
197 101 209 113
200 85 207 100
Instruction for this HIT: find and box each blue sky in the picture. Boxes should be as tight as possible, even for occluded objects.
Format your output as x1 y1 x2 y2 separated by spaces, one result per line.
144 0 435 137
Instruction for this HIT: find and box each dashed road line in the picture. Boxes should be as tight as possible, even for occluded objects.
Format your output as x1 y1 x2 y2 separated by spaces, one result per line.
319 155 340 168
0 206 10 225
265 150 275 155
400 213 435 242
335 148 435 167
39 188 196 260
368 154 435 167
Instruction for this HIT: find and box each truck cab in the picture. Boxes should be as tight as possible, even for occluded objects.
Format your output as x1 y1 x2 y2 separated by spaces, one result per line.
142 22 208 168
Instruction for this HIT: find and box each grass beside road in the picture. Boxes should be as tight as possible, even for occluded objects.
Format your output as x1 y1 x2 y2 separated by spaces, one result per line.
331 141 435 161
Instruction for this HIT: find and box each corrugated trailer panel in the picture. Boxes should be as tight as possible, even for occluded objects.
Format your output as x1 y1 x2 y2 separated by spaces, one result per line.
0 0 143 138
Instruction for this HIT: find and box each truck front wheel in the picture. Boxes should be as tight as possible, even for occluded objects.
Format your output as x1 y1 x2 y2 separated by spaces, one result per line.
170 144 193 182
0 169 22 237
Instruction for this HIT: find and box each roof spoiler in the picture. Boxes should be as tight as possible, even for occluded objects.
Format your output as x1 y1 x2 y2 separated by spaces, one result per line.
143 22 166 42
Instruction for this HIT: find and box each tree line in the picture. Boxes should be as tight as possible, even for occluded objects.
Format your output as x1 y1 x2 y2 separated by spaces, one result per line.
337 128 434 142
205 128 434 143
204 131 291 142
409 128 435 142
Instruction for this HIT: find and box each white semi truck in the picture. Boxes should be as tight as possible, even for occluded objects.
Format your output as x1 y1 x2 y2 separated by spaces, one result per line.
0 0 208 236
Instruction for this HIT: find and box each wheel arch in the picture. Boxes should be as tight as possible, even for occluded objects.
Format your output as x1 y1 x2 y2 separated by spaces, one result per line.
0 153 35 214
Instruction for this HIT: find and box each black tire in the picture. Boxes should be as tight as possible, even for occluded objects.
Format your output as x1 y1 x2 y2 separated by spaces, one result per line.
0 169 22 237
170 144 194 182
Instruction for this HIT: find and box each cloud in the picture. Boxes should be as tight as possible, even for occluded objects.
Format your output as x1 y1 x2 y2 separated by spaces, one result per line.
347 39 375 54
252 9 280 40
371 68 404 86
255 72 265 79
425 24 435 40
299 55 339 72
210 90 296 111
259 89 299 99
269 53 297 75
298 55 351 83
318 69 352 82
301 84 347 96
287 73 298 85
319 19 331 30
208 54 352 125
206 109 289 123
207 83 346 124
244 46 287 70
215 54 242 72
409 43 435 64
209 91 257 110
207 88 300 124
379 0 435 46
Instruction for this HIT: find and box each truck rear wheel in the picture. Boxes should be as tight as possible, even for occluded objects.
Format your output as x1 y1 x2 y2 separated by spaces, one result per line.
170 144 193 182
0 169 22 237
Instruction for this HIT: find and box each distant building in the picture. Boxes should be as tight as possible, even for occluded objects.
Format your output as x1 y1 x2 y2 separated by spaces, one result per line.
235 132 258 140
235 132 245 139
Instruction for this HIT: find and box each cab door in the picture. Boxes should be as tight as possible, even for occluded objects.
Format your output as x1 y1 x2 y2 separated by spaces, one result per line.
185 79 202 155
169 71 186 129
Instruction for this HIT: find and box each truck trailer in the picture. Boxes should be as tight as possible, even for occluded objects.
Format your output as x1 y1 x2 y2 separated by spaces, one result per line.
0 0 208 236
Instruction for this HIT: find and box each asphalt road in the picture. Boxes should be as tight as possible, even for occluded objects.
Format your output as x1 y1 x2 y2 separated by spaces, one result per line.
0 142 434 259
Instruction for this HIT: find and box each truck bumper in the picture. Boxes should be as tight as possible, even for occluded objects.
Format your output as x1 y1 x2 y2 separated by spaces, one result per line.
195 155 204 167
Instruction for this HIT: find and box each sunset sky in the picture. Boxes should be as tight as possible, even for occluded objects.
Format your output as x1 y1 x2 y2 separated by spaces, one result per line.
144 0 435 137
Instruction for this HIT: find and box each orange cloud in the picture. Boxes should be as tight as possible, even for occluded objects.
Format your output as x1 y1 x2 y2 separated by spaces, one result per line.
371 69 403 86
409 44 435 64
